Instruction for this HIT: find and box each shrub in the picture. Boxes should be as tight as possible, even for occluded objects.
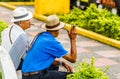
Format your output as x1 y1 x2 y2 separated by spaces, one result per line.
58 4 120 41
67 57 109 79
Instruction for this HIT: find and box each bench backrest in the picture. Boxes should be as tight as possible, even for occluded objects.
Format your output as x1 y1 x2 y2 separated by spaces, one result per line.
0 46 18 79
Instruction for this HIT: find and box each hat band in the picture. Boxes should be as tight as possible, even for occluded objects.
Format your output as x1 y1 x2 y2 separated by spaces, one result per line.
14 13 28 19
46 22 60 29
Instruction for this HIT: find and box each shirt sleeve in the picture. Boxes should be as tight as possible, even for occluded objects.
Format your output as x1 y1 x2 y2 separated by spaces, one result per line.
44 40 68 58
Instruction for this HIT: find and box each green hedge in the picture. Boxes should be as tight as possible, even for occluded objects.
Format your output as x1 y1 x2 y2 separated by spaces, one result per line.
58 4 120 41
0 21 8 43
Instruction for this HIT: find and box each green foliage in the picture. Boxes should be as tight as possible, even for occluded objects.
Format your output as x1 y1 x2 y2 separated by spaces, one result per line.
67 57 109 79
0 72 2 79
0 21 8 43
58 4 120 40
2 0 33 1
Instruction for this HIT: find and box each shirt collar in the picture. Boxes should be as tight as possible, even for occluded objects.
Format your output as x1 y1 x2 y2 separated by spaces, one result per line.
12 24 25 33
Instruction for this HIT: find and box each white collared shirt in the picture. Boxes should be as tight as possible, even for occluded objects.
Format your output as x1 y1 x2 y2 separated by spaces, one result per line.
1 24 25 52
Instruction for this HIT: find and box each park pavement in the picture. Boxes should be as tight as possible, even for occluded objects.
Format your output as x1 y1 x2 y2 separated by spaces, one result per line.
0 6 120 79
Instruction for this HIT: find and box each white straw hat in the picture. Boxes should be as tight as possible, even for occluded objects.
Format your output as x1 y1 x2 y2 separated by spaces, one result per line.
11 7 33 22
41 15 65 30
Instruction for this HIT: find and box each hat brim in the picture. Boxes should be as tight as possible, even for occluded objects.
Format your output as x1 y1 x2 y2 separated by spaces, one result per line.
11 11 33 22
40 22 65 30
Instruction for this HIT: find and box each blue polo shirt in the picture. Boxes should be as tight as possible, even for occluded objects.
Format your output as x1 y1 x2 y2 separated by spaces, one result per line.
22 32 67 73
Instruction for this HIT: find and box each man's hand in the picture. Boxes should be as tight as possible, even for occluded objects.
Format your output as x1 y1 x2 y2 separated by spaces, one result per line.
62 61 73 72
67 25 77 40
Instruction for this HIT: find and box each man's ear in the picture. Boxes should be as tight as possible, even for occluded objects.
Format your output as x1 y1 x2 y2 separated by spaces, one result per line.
18 21 23 26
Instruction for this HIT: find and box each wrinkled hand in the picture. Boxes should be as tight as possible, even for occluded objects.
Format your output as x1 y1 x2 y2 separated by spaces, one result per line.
62 61 73 72
67 25 77 40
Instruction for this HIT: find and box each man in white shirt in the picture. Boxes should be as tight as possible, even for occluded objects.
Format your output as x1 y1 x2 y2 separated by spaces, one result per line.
1 7 32 52
1 7 33 70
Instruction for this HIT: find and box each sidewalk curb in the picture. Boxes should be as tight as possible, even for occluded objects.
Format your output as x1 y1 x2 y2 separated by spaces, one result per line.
64 24 120 49
6 2 34 6
0 2 120 49
0 2 15 10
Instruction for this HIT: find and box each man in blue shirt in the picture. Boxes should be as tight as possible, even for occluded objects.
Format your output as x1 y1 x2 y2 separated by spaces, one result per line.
22 15 77 79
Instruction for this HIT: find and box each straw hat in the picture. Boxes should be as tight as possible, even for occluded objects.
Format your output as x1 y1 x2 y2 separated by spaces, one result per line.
41 15 65 30
11 7 33 22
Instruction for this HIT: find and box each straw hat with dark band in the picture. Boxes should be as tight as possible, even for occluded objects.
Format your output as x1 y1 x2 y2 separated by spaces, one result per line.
41 15 65 30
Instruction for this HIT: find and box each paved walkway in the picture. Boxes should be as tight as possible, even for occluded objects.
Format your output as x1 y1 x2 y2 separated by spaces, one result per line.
0 6 120 79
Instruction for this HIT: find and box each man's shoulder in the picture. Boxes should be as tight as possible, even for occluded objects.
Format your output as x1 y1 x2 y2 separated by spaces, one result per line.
12 24 24 33
10 25 26 39
1 24 18 34
1 26 10 35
